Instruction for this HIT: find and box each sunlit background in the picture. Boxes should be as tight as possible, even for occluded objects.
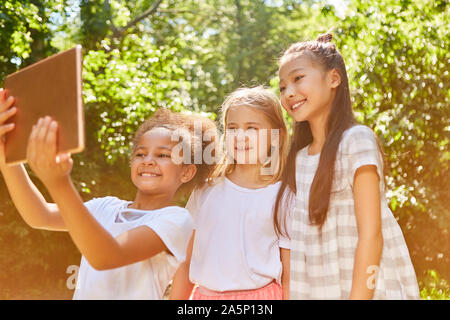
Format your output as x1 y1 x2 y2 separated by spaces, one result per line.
0 0 448 299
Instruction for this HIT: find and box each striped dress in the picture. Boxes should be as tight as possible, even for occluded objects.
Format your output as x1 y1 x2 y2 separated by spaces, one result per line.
290 125 420 300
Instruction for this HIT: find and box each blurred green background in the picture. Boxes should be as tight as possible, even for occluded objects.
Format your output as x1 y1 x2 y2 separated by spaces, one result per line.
0 0 448 299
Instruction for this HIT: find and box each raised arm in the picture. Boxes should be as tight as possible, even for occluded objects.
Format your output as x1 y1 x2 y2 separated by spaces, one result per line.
26 117 168 270
0 91 65 231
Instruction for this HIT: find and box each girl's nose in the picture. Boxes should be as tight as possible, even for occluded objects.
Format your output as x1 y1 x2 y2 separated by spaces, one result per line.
235 130 248 143
285 84 296 98
287 90 295 99
143 154 156 165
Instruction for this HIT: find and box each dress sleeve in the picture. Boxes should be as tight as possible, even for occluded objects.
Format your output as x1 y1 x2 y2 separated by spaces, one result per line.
341 125 384 188
142 208 194 264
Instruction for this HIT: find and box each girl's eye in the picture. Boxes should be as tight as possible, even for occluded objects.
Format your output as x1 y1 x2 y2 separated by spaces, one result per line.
135 152 145 158
159 153 171 158
279 87 285 93
247 127 258 131
294 75 304 82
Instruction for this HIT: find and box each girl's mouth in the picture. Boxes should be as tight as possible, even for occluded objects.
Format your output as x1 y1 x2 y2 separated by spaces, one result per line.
139 172 161 177
291 99 307 111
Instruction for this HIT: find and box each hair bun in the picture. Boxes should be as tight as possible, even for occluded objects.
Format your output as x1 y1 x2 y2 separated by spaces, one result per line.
316 33 333 43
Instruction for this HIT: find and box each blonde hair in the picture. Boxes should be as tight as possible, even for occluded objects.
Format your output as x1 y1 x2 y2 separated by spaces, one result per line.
210 86 289 185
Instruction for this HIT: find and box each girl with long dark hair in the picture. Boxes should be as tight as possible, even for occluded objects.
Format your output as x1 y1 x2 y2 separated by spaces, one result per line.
274 33 420 299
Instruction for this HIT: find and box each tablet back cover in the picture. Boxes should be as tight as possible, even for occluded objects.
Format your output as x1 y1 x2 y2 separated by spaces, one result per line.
4 45 84 165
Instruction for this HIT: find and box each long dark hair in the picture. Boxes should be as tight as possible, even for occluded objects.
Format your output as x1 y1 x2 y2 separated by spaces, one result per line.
274 33 357 236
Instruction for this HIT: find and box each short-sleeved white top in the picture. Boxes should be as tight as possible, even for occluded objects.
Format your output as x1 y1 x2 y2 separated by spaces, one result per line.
73 196 194 300
187 177 294 292
290 125 420 299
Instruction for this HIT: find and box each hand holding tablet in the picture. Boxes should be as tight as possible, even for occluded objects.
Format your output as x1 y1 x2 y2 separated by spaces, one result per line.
0 90 17 168
26 116 74 188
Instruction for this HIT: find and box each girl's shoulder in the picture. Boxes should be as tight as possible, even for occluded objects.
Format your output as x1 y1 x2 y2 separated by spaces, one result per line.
84 196 127 211
342 124 376 140
187 177 225 207
338 124 385 179
198 176 228 194
157 205 191 217
206 175 226 187
150 206 193 229
84 196 128 221
339 124 379 154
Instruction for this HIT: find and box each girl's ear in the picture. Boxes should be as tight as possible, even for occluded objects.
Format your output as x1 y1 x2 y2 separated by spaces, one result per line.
180 164 197 184
328 68 341 89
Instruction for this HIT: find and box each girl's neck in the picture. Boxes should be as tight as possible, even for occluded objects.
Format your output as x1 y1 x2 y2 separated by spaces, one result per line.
129 191 176 211
226 164 268 189
308 110 330 156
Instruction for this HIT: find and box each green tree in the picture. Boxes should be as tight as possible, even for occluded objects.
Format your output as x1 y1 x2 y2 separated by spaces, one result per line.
334 0 449 285
0 0 67 80
0 0 448 299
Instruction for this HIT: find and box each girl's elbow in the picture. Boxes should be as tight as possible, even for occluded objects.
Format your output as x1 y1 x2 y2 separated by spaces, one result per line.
88 253 123 271
92 264 110 271
30 224 44 230
372 232 384 255
90 260 116 271
374 230 383 246
26 217 46 229
21 209 58 230
27 217 61 231
91 255 128 271
359 230 383 246
91 263 106 271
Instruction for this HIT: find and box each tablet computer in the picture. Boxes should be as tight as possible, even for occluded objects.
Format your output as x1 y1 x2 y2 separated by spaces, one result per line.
3 45 84 165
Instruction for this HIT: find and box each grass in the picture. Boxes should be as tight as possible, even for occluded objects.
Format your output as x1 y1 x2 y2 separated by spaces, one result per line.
419 270 450 300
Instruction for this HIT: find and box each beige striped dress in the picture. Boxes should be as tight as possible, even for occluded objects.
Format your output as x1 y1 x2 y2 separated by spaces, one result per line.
290 125 420 299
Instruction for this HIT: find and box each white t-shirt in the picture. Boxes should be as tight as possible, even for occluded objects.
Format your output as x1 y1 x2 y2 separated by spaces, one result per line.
73 196 194 300
187 177 294 292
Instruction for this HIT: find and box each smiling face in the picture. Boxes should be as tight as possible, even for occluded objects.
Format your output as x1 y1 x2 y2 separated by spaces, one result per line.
130 127 195 196
225 105 274 165
278 54 341 123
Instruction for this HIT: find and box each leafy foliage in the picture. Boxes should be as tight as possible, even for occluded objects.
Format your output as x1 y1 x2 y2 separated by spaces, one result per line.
334 0 449 283
0 0 66 79
420 269 450 300
0 0 448 299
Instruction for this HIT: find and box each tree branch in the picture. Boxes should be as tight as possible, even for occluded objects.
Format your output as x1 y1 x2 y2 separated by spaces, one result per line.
112 0 164 38
104 0 120 35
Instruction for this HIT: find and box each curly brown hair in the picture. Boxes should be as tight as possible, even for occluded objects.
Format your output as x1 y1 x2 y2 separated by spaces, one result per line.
131 108 218 198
